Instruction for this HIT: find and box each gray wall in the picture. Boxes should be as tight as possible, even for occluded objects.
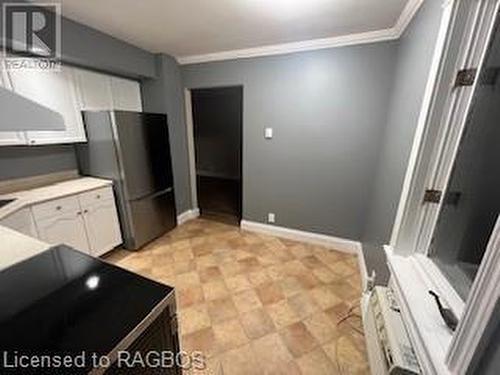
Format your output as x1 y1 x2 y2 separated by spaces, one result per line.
362 0 445 247
60 17 155 78
359 0 445 284
0 145 77 180
183 43 398 239
142 54 192 213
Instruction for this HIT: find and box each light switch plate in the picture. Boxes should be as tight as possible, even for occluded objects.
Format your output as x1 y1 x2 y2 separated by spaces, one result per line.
268 213 275 223
264 128 273 139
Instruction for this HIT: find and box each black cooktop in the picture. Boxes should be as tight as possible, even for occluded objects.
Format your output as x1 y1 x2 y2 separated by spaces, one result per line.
0 245 173 372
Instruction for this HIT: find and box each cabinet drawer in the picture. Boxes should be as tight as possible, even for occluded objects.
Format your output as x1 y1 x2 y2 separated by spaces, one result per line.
79 186 114 208
32 195 81 221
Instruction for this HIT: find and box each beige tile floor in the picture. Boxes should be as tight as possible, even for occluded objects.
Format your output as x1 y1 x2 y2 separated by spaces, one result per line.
105 218 369 375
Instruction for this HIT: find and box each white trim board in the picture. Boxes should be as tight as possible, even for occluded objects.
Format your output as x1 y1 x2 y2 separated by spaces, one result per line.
177 208 200 225
389 0 454 248
177 0 423 65
357 244 369 291
184 88 198 210
240 220 361 255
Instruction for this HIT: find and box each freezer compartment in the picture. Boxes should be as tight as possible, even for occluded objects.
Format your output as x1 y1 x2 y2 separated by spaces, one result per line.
126 189 176 250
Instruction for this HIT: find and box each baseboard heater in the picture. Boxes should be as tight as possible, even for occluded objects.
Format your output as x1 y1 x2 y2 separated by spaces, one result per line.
361 286 421 375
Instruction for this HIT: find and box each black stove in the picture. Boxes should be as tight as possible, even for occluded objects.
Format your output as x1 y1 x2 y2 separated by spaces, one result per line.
0 245 174 373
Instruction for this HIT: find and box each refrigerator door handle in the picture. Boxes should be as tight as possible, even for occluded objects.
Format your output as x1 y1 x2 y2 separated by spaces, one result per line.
128 187 173 202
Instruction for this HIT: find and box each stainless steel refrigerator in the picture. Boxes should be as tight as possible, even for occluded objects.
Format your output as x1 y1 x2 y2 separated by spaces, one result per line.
76 111 177 250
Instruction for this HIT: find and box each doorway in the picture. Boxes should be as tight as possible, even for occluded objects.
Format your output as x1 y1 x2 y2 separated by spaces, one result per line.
189 86 242 225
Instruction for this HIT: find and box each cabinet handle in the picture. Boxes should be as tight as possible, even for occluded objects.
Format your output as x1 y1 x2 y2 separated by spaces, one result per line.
96 194 101 199
56 206 62 211
77 211 82 216
83 209 88 214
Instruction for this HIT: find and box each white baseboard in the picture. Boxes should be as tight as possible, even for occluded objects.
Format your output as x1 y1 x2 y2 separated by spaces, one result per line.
177 208 200 225
240 220 361 255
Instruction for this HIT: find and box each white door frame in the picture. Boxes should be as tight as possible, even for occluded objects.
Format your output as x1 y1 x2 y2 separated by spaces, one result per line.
184 88 198 211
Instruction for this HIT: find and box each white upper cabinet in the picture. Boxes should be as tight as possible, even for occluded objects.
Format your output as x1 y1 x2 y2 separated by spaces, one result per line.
74 69 113 110
8 66 87 145
74 70 143 112
0 70 26 146
110 76 143 111
0 65 143 147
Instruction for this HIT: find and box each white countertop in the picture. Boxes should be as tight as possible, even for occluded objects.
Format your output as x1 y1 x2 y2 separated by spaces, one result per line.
0 225 50 271
0 177 113 220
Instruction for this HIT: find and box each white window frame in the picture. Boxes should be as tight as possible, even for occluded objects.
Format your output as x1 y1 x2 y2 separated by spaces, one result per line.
386 0 500 373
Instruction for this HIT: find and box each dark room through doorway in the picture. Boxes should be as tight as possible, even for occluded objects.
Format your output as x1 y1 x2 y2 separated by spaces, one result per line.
191 86 243 225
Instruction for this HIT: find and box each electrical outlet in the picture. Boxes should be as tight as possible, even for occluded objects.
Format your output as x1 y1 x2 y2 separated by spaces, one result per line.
268 213 275 223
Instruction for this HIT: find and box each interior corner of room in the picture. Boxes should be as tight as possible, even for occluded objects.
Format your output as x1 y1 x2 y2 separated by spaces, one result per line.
1 0 499 374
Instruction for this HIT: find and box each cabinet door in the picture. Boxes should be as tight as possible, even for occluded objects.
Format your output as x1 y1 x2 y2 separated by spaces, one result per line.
74 68 113 110
0 208 38 238
36 211 90 253
0 70 26 146
82 198 122 257
110 76 142 111
8 66 87 145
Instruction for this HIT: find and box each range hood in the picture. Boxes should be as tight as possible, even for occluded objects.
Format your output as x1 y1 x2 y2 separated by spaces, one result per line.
0 87 65 131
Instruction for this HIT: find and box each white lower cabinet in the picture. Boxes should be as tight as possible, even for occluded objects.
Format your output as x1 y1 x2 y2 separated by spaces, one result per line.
81 195 122 257
36 210 90 253
0 208 38 238
29 186 122 256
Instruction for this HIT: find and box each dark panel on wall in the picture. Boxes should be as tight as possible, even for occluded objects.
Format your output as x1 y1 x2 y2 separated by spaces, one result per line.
0 145 77 181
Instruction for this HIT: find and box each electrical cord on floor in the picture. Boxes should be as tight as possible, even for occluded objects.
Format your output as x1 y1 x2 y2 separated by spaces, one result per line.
334 303 365 375
337 303 364 335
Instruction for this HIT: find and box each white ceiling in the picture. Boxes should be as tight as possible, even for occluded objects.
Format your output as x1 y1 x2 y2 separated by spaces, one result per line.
53 0 411 61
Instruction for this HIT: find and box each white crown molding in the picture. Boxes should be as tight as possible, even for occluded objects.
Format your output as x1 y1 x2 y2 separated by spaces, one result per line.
177 28 397 65
240 220 361 255
177 0 424 65
394 0 425 37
